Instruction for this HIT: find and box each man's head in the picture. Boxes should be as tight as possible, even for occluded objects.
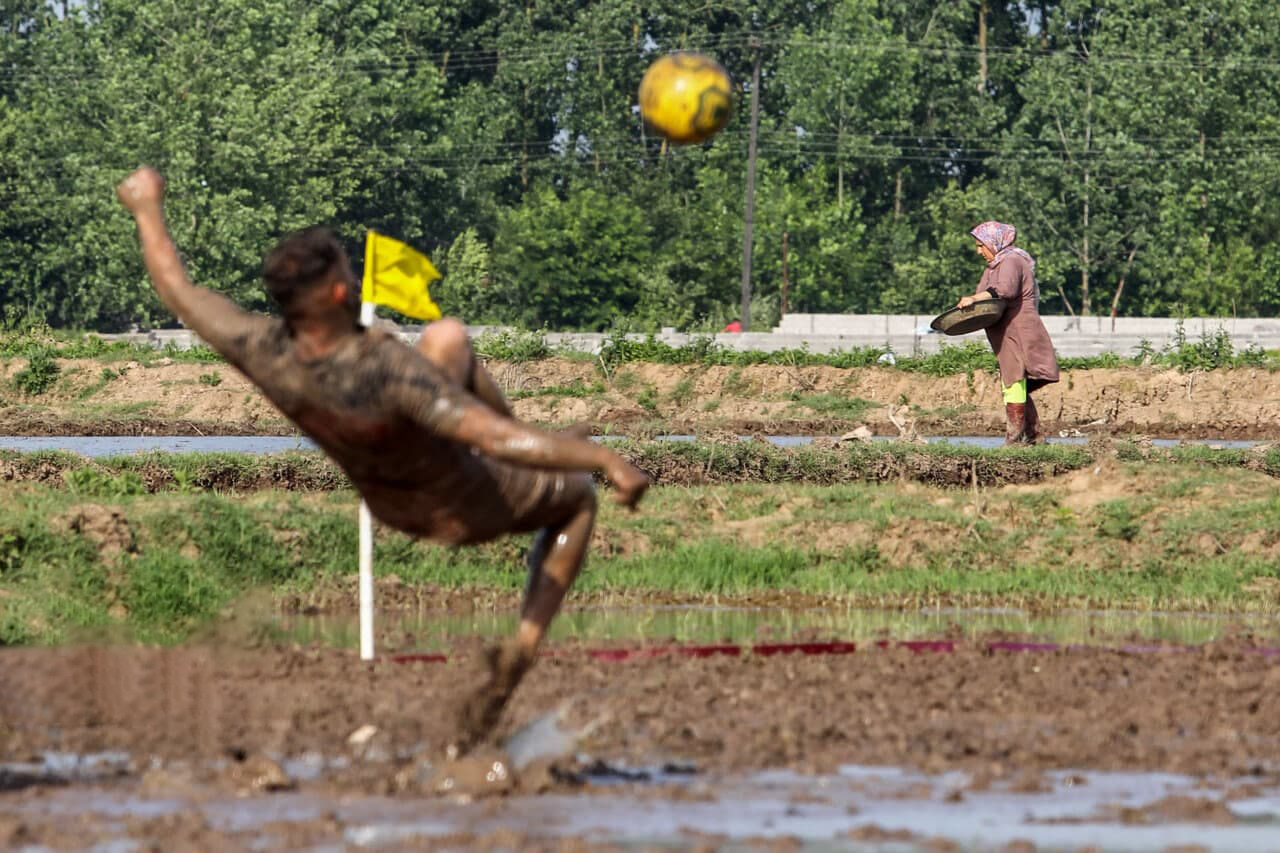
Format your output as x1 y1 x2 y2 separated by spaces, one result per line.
262 227 359 324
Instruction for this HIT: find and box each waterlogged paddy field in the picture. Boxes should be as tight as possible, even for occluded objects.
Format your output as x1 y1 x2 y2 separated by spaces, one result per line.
3 447 1280 849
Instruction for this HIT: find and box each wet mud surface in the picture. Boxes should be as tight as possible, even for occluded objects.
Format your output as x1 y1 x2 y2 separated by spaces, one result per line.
2 637 1280 848
4 638 1279 779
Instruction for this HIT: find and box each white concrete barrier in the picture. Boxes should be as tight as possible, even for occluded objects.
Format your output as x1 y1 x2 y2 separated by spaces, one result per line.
99 313 1278 359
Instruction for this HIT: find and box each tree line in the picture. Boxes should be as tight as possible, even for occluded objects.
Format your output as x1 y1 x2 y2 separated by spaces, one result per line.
3 0 1280 331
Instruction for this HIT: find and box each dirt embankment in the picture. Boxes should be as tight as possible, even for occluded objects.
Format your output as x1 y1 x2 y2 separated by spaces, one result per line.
496 359 1280 438
0 356 1277 438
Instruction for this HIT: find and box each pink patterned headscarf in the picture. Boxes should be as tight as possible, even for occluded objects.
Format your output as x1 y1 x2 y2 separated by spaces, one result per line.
970 221 1033 269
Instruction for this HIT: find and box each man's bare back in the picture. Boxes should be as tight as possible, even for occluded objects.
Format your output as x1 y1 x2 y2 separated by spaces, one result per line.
117 166 648 751
214 316 588 544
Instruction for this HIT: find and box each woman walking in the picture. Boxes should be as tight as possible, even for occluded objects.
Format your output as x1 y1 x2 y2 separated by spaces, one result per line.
956 221 1059 444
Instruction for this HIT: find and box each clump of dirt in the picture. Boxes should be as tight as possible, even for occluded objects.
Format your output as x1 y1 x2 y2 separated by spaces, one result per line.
1113 795 1238 826
60 504 136 559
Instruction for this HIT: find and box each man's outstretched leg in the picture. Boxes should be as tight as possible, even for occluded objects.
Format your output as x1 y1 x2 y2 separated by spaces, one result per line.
417 318 595 436
452 475 597 753
416 317 513 417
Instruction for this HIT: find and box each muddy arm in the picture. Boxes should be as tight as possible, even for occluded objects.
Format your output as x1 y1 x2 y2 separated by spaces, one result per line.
117 168 258 357
391 366 647 506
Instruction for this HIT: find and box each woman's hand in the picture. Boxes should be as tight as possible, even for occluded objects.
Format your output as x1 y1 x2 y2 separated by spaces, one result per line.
956 295 977 309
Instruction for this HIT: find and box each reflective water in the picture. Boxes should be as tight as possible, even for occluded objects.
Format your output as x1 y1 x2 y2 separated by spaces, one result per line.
0 434 1262 456
281 606 1279 653
5 764 1278 851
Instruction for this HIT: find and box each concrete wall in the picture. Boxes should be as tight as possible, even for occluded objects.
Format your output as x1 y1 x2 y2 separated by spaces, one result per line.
105 313 1278 359
769 314 1280 358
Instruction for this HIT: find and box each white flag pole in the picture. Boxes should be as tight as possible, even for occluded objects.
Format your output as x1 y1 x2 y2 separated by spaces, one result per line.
358 300 376 660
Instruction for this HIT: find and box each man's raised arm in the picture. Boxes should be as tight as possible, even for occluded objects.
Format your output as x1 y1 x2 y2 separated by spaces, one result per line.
116 167 256 356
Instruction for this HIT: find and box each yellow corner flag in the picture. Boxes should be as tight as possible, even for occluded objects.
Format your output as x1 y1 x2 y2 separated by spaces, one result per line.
362 231 442 321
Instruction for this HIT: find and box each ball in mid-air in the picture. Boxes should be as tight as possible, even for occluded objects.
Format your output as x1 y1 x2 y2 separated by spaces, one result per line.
638 52 733 145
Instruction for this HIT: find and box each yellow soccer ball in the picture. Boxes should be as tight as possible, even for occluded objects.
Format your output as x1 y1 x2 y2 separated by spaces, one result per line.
638 52 733 145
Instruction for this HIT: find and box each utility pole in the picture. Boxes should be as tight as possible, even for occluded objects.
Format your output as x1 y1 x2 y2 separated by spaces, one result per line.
739 39 762 331
977 0 988 93
780 230 790 317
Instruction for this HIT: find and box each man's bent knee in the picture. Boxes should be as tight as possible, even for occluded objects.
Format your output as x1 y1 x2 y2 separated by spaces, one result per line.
416 317 472 383
417 317 469 356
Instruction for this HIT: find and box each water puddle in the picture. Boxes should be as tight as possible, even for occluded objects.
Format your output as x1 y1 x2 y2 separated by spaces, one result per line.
5 762 1277 850
0 434 1262 456
280 606 1278 653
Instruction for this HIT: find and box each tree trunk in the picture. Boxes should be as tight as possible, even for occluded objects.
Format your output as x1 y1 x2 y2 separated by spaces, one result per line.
1110 245 1138 331
977 0 988 93
781 230 790 317
521 81 530 189
1081 172 1090 317
739 43 763 331
837 98 845 208
1080 76 1093 316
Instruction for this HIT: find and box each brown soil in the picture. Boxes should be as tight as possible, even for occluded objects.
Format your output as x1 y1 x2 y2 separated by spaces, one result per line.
501 359 1280 439
4 356 1280 438
3 637 1278 780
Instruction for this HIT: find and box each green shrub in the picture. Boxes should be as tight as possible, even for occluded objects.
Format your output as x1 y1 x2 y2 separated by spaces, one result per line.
13 347 60 394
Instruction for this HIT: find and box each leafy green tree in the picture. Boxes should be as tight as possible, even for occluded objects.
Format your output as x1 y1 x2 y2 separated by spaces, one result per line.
491 183 651 330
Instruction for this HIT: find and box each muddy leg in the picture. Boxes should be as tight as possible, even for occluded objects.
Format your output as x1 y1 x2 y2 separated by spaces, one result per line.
1023 396 1040 445
1004 402 1027 446
452 476 597 753
416 317 513 417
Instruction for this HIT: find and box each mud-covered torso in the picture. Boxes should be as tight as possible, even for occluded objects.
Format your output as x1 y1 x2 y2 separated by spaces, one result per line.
222 320 504 536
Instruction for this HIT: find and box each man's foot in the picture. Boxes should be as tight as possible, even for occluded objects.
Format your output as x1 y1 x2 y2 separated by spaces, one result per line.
450 642 535 756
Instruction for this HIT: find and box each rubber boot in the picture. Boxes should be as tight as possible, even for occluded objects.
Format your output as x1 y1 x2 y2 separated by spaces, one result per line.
1023 397 1040 445
1004 402 1027 446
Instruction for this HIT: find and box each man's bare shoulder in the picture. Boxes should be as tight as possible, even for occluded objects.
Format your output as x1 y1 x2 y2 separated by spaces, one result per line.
208 313 288 368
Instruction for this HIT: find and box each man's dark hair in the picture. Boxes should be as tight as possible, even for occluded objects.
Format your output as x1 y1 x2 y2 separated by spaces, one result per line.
262 226 348 311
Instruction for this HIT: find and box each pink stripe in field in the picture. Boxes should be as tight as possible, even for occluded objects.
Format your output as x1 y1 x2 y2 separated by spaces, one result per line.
389 640 1280 666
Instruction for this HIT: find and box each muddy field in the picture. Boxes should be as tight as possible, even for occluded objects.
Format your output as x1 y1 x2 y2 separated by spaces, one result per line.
3 636 1280 848
5 356 1280 439
3 352 1280 849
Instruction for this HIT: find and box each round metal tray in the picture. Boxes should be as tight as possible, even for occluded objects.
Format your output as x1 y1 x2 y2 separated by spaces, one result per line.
930 298 1008 336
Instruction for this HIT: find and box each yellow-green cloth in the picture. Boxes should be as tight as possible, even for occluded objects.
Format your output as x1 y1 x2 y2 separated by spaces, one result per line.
1002 378 1027 404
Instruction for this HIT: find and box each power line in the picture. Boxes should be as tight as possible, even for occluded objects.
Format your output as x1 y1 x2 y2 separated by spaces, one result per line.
7 27 1280 84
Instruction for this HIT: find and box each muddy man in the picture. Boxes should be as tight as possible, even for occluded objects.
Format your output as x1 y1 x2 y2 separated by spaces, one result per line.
116 167 649 751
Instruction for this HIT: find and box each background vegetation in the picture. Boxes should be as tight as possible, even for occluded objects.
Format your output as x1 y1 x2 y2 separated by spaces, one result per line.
4 1 1280 331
